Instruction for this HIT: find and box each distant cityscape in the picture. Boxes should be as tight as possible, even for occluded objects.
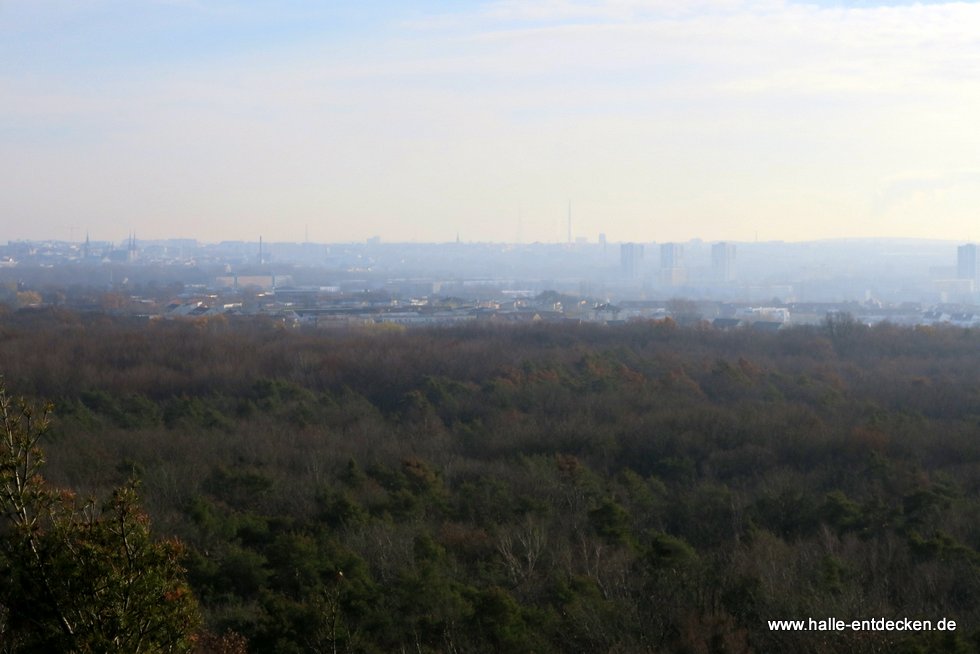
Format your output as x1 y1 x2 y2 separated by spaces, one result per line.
3 235 980 329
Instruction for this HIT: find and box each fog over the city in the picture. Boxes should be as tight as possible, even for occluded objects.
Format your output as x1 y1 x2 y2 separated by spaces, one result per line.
5 236 980 324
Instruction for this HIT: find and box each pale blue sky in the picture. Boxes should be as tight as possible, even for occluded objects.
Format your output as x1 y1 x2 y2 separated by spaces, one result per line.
3 0 980 244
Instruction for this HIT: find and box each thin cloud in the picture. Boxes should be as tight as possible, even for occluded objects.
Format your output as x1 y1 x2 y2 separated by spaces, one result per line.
874 171 980 214
3 0 980 241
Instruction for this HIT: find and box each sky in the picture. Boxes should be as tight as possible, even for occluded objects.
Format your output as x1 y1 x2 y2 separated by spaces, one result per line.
2 0 980 245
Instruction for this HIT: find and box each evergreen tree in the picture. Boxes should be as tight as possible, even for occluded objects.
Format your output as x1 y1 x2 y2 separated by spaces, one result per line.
0 383 200 653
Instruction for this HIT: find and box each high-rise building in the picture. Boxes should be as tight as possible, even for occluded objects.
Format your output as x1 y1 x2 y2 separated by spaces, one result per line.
712 242 736 282
127 233 138 263
957 244 977 288
659 243 685 285
620 242 644 278
660 242 683 269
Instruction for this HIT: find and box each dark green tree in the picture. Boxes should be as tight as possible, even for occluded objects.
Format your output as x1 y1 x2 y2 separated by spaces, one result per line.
0 383 200 653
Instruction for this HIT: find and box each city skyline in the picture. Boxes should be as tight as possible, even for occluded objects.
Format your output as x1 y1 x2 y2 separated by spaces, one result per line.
4 1 980 244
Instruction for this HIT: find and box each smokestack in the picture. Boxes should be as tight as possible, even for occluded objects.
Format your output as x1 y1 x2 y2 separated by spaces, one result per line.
567 200 571 244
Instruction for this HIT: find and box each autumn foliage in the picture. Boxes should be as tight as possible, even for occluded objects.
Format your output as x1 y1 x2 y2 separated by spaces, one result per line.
1 310 980 652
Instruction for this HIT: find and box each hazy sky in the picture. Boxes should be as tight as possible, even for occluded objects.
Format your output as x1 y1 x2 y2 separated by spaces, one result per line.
3 0 980 244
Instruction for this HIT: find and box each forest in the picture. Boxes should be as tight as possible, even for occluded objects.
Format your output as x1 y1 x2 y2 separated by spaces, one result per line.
2 307 980 653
